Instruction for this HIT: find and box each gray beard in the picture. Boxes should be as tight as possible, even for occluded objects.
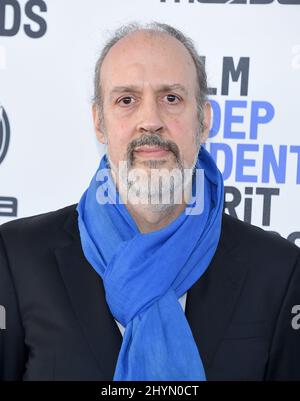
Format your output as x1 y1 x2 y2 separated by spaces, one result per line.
104 145 200 213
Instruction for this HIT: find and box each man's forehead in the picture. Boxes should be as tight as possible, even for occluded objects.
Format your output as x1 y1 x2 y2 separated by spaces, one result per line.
106 29 185 56
100 31 196 77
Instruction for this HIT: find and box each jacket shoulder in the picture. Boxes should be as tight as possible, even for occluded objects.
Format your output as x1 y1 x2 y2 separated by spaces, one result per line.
220 213 299 268
0 204 78 246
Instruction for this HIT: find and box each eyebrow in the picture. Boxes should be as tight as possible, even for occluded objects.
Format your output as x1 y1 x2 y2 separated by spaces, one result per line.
109 84 188 98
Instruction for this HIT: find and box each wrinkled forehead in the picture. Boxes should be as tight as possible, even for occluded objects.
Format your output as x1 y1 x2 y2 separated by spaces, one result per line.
99 31 198 95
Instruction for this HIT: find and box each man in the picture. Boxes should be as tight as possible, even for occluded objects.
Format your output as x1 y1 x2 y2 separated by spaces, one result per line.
0 22 299 381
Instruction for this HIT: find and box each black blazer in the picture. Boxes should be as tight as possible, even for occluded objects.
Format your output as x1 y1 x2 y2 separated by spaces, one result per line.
0 204 299 381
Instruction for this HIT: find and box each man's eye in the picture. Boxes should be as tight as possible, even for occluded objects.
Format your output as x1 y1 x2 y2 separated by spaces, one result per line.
164 94 180 104
118 96 134 105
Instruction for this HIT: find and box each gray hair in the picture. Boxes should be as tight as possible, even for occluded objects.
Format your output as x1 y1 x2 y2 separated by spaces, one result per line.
93 22 209 135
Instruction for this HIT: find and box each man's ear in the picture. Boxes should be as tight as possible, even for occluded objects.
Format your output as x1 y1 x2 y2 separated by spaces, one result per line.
92 103 106 144
200 101 211 144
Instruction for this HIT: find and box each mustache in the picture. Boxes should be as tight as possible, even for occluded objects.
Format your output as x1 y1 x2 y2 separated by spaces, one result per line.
126 133 180 165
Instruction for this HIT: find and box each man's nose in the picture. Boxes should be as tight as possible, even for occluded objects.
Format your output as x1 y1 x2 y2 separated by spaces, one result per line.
136 97 164 134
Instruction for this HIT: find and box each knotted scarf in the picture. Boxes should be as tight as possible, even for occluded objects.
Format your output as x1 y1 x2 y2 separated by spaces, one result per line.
76 146 224 380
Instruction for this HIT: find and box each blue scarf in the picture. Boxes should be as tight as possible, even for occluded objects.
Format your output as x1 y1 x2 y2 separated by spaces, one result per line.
76 146 224 381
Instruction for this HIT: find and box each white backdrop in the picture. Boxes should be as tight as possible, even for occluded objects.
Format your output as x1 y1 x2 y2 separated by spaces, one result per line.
0 0 299 246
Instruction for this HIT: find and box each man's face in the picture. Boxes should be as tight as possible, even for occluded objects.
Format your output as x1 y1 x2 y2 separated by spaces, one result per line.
93 31 211 198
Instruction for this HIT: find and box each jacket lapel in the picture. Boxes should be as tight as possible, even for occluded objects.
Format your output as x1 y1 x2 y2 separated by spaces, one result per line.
185 236 250 369
54 209 122 380
55 206 250 378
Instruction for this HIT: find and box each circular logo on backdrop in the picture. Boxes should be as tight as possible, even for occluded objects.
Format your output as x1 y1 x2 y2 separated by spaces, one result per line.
0 105 10 164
